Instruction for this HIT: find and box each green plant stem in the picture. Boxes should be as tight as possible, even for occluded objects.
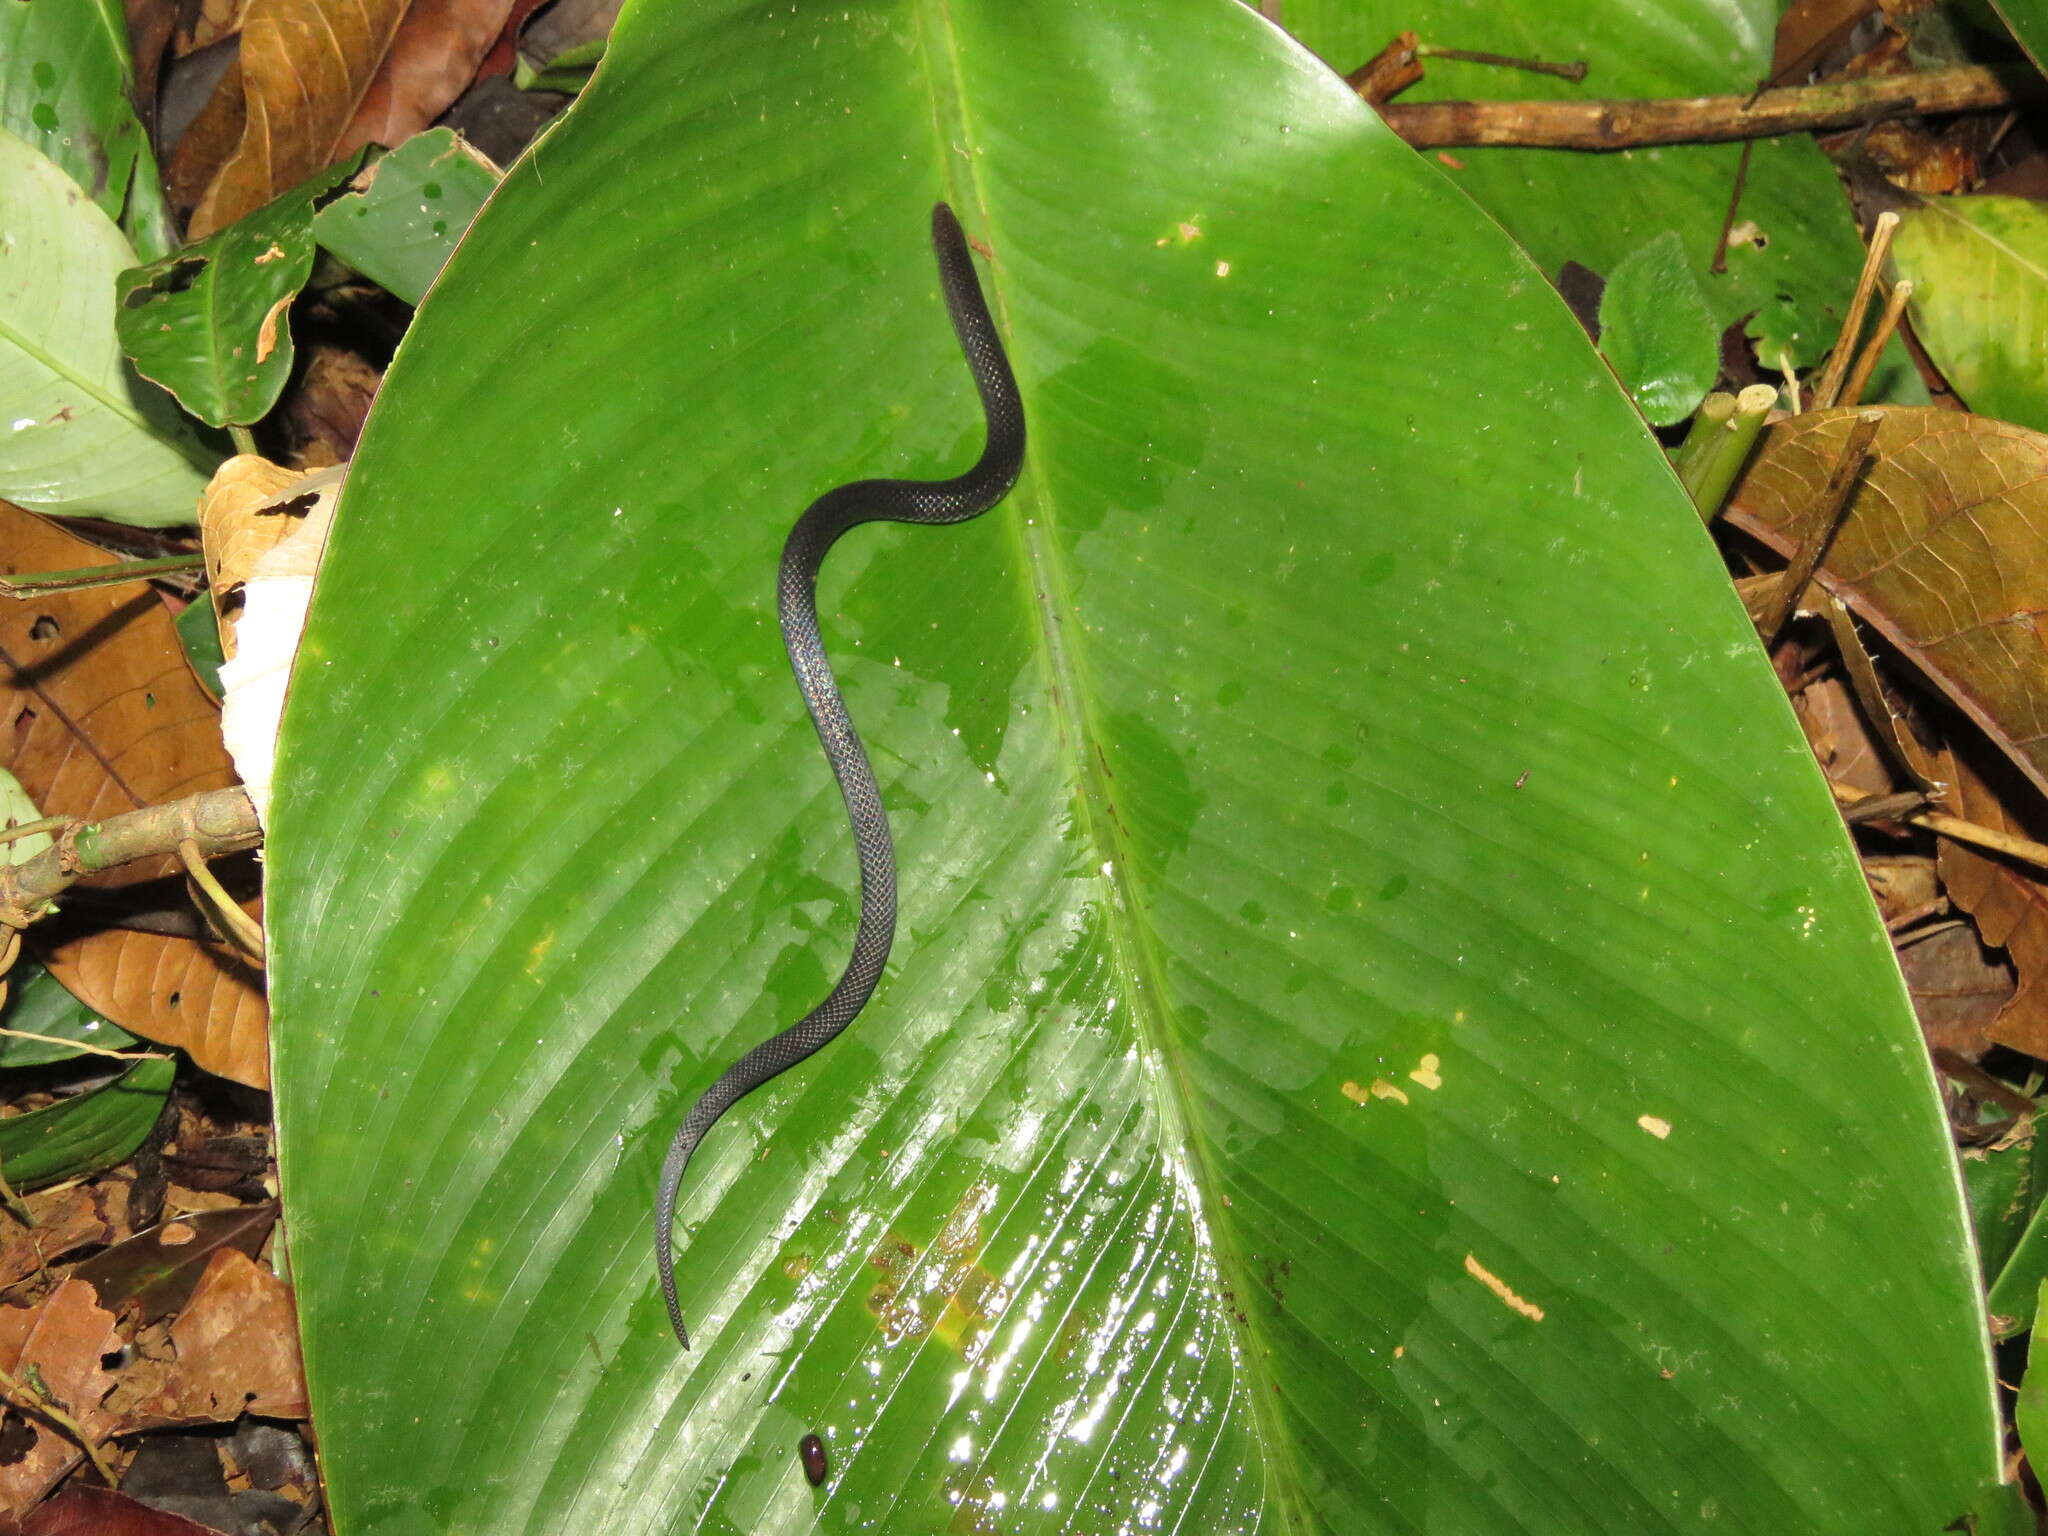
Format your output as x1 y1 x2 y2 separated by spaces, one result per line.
0 555 205 598
228 425 258 455
0 788 262 925
1690 384 1778 521
1674 393 1736 498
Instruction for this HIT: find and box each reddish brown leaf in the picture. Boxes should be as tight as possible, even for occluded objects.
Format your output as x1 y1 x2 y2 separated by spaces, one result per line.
0 503 269 1088
0 1184 121 1297
339 0 521 161
0 1280 121 1512
70 1204 278 1328
183 0 411 238
1724 407 2048 803
1927 742 2048 1058
24 1487 232 1536
114 1249 306 1426
1896 917 2014 1057
475 0 554 80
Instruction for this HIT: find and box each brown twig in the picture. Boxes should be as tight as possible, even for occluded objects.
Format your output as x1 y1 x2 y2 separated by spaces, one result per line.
1840 280 1914 409
1709 139 1755 275
1372 64 2040 149
1815 213 1900 410
1752 411 1882 645
1347 31 1423 104
1415 46 1588 83
0 787 262 927
1831 780 2048 874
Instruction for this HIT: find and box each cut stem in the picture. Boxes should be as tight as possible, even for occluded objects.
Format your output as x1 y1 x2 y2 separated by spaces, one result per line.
1690 384 1778 522
1831 780 2048 873
1814 213 1900 410
1839 280 1914 409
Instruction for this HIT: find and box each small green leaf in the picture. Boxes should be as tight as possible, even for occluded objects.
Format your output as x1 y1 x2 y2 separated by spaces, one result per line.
0 766 50 865
175 595 226 700
0 960 138 1069
311 130 501 308
1891 195 2048 432
0 1055 172 1190
116 154 366 429
1599 230 1720 426
0 127 216 525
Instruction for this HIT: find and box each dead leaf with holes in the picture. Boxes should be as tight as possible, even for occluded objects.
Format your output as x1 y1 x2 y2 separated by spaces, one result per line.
1724 406 2048 799
0 503 268 1088
106 1249 307 1427
0 1279 121 1511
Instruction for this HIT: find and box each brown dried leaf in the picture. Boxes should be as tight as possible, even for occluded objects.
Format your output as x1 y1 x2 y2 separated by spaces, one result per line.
183 0 411 239
114 1249 306 1426
338 0 521 162
0 1279 121 1512
195 456 317 662
0 1185 120 1297
1927 741 2048 1059
0 504 269 1088
280 343 381 468
1724 407 2048 803
25 1486 235 1536
1896 919 2013 1057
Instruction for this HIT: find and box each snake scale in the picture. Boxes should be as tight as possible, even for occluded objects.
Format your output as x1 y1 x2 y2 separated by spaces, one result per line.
655 203 1026 1349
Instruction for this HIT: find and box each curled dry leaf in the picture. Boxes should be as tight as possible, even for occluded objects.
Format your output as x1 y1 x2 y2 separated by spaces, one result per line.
216 473 340 829
195 455 320 661
0 1279 121 1511
0 503 269 1088
1724 406 2048 801
0 1183 121 1295
178 0 411 239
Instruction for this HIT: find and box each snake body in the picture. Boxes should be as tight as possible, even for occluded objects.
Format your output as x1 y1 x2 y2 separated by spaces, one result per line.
656 203 1026 1350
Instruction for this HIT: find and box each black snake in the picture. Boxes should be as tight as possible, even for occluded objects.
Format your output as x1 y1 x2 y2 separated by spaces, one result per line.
656 203 1026 1349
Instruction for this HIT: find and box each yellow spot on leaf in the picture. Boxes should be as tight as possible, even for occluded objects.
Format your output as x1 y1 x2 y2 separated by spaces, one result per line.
1638 1114 1672 1139
1408 1053 1442 1091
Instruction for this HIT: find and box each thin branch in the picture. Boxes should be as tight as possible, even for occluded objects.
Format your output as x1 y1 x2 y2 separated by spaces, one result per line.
1840 280 1914 410
178 837 265 963
0 555 204 599
1373 64 2041 150
0 1026 168 1062
1815 213 1900 410
1752 411 1882 645
1415 46 1587 83
1831 780 2048 873
0 788 262 927
0 1359 120 1488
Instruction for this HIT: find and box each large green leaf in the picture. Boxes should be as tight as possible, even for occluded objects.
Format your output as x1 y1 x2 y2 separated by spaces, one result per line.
1280 0 1868 372
0 127 215 525
269 0 1996 1529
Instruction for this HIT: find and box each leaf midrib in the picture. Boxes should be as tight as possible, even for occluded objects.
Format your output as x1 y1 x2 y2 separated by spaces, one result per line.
917 0 1312 1525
